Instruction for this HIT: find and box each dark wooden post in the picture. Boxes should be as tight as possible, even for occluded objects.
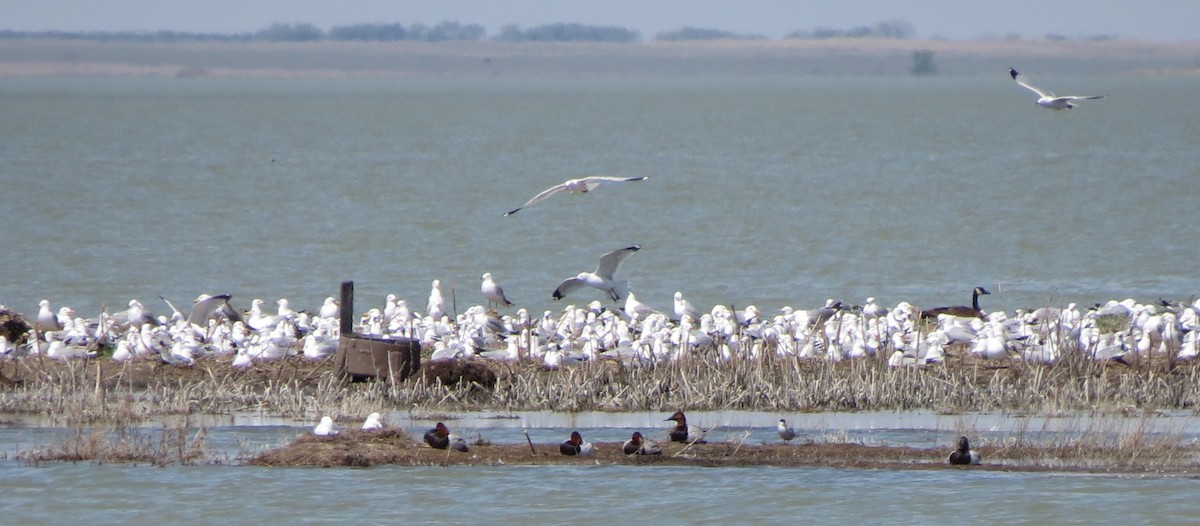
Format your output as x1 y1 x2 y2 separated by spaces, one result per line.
340 280 354 335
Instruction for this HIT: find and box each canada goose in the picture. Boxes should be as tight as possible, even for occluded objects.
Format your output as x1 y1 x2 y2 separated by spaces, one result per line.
921 287 991 320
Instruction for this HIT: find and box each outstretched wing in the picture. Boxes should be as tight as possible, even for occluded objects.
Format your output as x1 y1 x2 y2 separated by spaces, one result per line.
505 182 570 216
579 176 647 192
187 294 239 326
1058 95 1105 101
1009 67 1053 98
552 278 585 300
595 245 641 280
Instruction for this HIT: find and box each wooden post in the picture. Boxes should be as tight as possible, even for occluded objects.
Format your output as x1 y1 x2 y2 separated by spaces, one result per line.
340 280 354 335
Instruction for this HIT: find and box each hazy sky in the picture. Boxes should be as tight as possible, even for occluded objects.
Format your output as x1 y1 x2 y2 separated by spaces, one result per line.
3 0 1199 40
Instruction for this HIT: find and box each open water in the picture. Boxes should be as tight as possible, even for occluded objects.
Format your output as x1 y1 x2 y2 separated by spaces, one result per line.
1 72 1199 522
1 73 1197 318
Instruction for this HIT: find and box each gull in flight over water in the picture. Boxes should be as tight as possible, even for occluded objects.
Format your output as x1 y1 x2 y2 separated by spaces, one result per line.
552 245 640 302
504 176 648 216
1009 67 1104 110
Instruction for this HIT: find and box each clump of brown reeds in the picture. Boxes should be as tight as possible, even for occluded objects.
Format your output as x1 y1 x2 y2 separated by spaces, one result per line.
16 424 214 466
5 337 1200 420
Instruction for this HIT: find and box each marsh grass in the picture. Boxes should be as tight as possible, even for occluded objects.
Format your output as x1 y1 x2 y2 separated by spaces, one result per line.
16 424 217 466
4 337 1200 421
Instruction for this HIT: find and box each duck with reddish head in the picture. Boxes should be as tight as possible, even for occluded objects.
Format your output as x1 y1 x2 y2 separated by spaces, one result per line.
948 436 981 465
559 431 595 457
665 411 706 444
424 422 469 452
622 432 661 455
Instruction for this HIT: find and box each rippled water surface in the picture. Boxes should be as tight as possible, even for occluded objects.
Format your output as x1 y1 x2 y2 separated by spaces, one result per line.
3 460 1199 524
2 73 1199 522
1 74 1197 318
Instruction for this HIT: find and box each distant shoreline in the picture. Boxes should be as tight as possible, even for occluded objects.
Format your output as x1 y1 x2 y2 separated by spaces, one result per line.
2 37 1198 78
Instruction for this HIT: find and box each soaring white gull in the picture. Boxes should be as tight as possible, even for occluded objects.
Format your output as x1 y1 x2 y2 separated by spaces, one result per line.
504 175 648 216
481 272 515 308
552 245 640 302
1009 67 1104 110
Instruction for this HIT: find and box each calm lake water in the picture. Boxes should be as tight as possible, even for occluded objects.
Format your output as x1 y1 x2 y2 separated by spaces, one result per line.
2 72 1199 521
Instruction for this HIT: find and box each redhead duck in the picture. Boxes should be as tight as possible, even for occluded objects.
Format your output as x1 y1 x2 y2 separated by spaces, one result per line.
665 411 705 443
424 422 469 452
559 431 595 457
622 432 661 455
948 436 982 465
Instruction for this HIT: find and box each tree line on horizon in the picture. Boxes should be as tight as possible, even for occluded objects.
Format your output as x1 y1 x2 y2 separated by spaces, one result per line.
0 19 1118 44
0 19 919 43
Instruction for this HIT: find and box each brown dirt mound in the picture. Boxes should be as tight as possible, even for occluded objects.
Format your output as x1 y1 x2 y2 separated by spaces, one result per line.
243 432 1200 475
417 359 497 389
248 428 419 467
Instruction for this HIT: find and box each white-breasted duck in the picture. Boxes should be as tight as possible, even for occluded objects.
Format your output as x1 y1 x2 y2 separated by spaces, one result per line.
622 432 661 455
665 411 705 444
948 436 982 465
559 431 595 456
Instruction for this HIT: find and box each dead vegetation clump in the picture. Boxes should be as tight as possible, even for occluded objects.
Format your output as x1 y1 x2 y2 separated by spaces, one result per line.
16 424 214 466
417 360 497 390
4 338 1200 420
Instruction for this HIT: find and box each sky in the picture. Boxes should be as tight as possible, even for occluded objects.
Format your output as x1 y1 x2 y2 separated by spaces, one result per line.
2 0 1199 41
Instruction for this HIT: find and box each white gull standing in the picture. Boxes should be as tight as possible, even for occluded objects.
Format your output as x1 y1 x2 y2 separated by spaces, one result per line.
552 245 640 302
481 273 515 308
673 291 700 322
428 279 445 321
504 175 648 216
1009 67 1104 110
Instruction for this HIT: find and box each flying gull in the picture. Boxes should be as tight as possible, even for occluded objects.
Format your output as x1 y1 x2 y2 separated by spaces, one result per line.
504 176 648 216
1009 67 1104 110
552 245 640 302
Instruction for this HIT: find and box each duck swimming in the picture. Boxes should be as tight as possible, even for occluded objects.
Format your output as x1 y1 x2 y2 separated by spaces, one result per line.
665 410 705 443
559 431 595 457
623 432 661 455
948 436 982 465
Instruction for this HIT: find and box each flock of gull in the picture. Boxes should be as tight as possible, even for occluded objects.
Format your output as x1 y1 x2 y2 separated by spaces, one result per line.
3 279 1198 372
